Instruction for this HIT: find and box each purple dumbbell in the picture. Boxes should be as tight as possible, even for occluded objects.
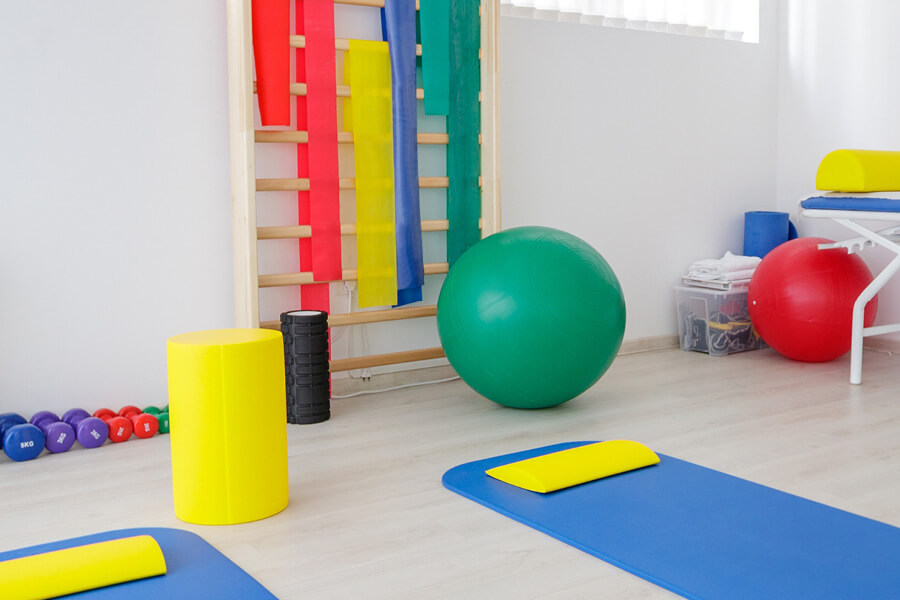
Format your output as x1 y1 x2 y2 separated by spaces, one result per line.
29 411 76 454
62 408 108 449
29 411 59 427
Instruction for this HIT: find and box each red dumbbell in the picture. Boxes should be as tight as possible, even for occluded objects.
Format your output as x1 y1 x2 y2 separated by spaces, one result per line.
117 406 159 439
93 408 133 443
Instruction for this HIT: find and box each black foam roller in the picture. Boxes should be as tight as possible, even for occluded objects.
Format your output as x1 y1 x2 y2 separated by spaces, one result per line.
281 310 331 424
288 411 330 425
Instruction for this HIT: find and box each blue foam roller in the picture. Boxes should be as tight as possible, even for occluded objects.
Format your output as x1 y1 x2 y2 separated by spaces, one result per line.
743 210 798 258
3 424 45 461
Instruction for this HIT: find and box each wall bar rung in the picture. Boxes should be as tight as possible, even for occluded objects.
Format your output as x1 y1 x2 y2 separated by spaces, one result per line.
256 176 457 192
330 347 445 372
258 219 455 240
260 305 438 330
253 82 425 100
334 0 420 8
290 34 422 56
254 131 451 145
254 83 481 103
259 262 449 288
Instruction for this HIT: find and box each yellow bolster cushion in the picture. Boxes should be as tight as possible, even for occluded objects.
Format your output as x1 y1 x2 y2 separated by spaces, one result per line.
486 440 660 493
816 149 900 192
0 535 167 600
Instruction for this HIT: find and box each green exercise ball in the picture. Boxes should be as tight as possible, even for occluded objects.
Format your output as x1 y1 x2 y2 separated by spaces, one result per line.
437 226 626 409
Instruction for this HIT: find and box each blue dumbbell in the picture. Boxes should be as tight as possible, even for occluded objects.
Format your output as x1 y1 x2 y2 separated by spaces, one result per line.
0 413 45 462
0 413 26 446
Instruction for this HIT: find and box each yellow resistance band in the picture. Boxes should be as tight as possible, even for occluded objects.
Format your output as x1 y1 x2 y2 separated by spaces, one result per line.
0 535 167 600
346 40 398 307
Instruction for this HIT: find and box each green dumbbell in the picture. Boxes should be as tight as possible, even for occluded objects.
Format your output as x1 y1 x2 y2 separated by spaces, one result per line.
143 406 169 434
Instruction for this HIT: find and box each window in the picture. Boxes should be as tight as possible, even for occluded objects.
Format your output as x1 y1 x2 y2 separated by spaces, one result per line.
500 0 760 43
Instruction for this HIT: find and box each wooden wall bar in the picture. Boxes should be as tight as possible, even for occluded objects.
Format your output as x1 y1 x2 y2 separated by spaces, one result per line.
226 0 500 372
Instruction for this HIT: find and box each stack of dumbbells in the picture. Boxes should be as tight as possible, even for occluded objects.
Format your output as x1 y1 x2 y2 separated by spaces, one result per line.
0 405 170 462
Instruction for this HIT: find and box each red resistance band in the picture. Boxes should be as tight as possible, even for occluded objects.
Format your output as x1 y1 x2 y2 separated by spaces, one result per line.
296 3 329 312
304 0 342 282
252 0 291 126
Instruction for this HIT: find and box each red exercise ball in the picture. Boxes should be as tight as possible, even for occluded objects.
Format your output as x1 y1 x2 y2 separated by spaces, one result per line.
748 237 877 362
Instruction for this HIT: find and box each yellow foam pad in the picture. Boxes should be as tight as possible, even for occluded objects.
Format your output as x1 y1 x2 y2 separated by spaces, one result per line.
486 440 660 493
816 149 900 192
0 535 166 600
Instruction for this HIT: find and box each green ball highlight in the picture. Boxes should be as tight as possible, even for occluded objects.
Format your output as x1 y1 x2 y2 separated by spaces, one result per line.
437 226 626 409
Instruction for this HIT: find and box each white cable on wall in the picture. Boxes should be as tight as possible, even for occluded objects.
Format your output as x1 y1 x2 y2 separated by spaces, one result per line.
331 376 461 399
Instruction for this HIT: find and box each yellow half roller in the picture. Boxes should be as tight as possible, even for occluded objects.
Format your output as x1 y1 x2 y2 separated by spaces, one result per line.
486 440 660 493
816 149 900 192
0 535 166 600
346 39 398 308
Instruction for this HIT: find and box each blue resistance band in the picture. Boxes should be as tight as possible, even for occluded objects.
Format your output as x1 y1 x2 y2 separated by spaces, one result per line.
384 0 425 306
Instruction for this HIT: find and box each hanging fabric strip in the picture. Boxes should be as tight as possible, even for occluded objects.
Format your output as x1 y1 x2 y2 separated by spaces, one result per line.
417 12 423 70
296 3 329 312
419 0 451 116
252 0 291 125
447 0 481 265
347 41 398 308
384 0 425 306
303 1 342 282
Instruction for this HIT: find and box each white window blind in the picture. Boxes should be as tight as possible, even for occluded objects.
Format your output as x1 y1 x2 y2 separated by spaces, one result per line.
500 0 760 43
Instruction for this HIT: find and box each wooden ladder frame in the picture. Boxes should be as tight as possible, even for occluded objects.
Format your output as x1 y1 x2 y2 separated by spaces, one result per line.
226 0 500 372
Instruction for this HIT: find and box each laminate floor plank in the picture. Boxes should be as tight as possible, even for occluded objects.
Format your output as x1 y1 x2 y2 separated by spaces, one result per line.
1 347 898 598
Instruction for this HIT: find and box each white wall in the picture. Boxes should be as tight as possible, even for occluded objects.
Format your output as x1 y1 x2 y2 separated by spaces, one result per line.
775 0 900 340
0 1 233 415
0 3 780 416
500 4 778 340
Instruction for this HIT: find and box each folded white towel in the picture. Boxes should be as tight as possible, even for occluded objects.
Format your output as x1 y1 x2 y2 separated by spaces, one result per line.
687 252 761 281
722 269 756 282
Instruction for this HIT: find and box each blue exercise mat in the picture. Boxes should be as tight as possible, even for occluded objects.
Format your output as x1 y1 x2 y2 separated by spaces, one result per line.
802 195 900 212
0 527 277 599
443 441 900 600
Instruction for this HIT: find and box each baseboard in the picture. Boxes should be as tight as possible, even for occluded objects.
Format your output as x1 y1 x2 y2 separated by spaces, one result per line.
330 335 679 396
618 335 680 355
864 336 900 354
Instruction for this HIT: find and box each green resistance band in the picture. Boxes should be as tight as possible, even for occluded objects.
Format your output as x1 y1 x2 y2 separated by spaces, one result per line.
447 0 481 265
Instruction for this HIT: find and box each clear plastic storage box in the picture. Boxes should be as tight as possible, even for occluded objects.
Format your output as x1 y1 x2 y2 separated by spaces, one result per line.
674 286 766 356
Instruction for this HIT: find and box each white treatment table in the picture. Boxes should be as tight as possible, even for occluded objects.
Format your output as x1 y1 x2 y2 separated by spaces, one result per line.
801 192 900 384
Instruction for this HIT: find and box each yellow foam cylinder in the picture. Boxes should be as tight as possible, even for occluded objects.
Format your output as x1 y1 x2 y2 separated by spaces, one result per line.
486 440 660 493
816 149 900 192
0 535 166 600
167 329 289 525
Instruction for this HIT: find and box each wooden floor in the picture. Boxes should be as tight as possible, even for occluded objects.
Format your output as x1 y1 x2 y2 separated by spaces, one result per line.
2 347 899 599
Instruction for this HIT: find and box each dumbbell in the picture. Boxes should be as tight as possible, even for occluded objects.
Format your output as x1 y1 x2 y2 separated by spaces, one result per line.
142 406 169 434
28 411 76 454
60 409 109 449
117 405 159 439
0 413 45 462
92 408 133 442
